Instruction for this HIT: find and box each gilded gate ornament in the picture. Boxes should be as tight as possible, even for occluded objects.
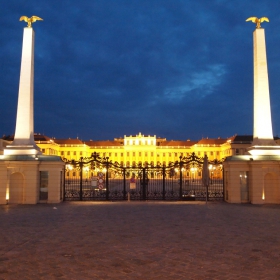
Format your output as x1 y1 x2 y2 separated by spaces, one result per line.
246 17 269 28
19 16 43 27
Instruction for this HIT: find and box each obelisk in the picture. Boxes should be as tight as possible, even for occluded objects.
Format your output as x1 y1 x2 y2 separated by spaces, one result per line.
4 16 43 155
246 17 280 155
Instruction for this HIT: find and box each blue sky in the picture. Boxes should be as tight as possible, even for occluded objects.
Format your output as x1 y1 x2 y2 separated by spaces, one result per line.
1 1 280 141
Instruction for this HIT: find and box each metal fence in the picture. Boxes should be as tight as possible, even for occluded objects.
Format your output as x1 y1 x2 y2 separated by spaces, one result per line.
63 152 224 201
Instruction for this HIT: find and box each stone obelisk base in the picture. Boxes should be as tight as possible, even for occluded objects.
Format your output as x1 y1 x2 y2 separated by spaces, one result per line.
248 144 280 156
224 155 280 204
4 145 41 156
0 155 64 204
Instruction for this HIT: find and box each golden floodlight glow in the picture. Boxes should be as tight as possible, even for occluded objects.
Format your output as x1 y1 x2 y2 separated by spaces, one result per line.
6 188 9 201
66 164 73 170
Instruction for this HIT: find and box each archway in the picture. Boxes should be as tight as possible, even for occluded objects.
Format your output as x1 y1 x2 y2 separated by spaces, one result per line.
264 173 280 204
9 172 24 204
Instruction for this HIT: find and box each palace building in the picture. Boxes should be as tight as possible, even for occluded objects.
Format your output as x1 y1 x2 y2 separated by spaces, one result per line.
1 132 257 165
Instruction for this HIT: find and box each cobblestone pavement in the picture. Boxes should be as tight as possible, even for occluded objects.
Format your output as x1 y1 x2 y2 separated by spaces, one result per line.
1 201 280 280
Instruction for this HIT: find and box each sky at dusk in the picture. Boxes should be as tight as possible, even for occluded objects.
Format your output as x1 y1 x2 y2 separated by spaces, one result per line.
1 1 280 141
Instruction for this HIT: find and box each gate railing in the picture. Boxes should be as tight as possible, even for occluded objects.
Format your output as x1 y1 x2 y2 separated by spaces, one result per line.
63 152 224 201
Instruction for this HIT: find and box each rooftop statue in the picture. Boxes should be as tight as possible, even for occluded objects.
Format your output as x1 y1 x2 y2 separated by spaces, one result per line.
19 16 43 28
246 17 269 28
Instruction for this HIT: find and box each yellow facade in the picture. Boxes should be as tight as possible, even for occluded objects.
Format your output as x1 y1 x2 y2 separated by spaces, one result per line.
30 132 252 165
1 133 254 165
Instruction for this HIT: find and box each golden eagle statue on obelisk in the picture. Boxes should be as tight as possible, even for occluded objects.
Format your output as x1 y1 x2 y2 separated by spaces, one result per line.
19 16 43 28
246 17 269 28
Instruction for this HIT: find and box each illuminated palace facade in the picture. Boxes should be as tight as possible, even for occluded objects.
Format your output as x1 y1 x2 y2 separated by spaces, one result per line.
2 132 254 164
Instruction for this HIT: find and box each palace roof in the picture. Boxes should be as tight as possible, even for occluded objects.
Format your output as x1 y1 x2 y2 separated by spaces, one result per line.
159 140 196 147
85 140 123 147
196 138 227 145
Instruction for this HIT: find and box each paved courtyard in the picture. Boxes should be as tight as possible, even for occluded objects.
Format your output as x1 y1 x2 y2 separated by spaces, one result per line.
0 201 280 280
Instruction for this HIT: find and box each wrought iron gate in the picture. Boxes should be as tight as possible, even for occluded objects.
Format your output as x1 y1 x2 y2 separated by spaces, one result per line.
63 152 224 201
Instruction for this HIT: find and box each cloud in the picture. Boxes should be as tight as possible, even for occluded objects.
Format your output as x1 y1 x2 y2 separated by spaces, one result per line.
163 64 227 103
